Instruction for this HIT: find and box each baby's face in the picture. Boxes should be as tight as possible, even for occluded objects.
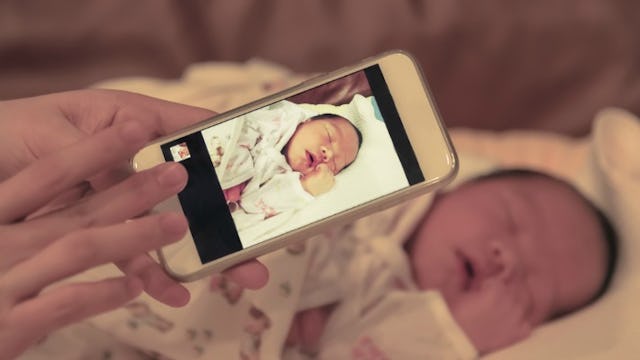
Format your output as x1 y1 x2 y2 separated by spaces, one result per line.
283 116 359 176
407 175 607 352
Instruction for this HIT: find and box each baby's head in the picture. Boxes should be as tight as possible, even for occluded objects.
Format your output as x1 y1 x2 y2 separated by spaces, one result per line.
406 169 617 354
283 114 362 176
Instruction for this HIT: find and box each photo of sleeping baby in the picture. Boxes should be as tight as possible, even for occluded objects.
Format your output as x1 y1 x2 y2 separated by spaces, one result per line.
201 71 410 248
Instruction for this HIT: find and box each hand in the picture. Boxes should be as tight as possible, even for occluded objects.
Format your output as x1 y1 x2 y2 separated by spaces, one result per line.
0 89 213 187
0 91 269 358
0 121 184 358
0 90 268 299
448 278 532 354
300 163 335 196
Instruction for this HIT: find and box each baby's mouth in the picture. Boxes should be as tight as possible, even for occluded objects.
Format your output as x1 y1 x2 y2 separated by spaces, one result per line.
456 251 476 291
305 150 316 169
464 259 475 287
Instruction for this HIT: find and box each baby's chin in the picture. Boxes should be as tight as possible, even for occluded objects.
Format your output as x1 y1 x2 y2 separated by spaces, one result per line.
412 272 461 308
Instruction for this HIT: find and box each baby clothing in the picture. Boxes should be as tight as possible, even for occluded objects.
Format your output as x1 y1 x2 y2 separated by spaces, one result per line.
286 194 477 359
211 100 317 233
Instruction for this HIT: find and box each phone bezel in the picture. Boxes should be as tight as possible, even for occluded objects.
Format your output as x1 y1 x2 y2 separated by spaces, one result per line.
133 50 458 282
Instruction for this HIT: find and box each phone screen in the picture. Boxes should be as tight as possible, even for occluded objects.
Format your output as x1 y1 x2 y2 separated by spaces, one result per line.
160 65 424 264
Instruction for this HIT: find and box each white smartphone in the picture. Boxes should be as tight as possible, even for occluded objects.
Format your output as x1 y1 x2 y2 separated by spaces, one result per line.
133 50 458 282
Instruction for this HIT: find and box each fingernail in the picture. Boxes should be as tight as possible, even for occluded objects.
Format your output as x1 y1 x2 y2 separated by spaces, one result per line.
119 121 149 146
159 212 188 238
158 163 187 188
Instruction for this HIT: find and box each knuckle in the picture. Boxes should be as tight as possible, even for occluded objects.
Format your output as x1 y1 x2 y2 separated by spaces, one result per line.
32 159 72 191
71 202 98 229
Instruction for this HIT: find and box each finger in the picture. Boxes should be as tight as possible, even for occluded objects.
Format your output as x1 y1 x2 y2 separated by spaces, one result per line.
23 181 92 220
56 89 216 138
88 162 135 193
116 254 191 308
1 213 187 302
80 89 216 191
19 162 187 250
0 121 151 223
34 162 187 237
79 162 187 225
222 260 270 290
4 276 142 359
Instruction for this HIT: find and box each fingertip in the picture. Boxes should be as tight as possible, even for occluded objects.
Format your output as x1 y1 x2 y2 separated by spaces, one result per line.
157 162 188 190
159 212 189 238
160 284 191 307
224 260 270 290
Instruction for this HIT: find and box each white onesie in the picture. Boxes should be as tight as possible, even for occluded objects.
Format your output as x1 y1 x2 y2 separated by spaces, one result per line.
214 100 318 232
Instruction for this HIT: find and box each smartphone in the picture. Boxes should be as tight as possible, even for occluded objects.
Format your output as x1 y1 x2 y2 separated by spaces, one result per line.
133 50 458 282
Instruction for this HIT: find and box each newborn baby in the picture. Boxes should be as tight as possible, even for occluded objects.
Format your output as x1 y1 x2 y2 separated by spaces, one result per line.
285 169 617 358
217 100 362 230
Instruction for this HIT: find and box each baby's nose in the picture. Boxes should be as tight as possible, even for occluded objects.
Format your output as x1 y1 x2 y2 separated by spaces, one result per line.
489 241 516 281
321 146 333 161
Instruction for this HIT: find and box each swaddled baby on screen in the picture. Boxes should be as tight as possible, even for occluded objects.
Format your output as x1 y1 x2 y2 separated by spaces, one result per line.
211 100 361 233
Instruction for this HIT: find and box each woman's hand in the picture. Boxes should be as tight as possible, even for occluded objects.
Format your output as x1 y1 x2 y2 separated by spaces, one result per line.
0 89 212 186
0 121 184 358
0 91 269 359
0 90 268 300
